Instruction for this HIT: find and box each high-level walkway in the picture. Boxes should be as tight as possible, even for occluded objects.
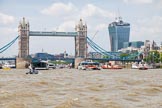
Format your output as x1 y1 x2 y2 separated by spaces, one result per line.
29 31 77 37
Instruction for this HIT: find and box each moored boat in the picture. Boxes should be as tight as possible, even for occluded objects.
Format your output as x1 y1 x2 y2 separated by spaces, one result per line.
139 66 148 70
101 63 122 69
78 61 100 70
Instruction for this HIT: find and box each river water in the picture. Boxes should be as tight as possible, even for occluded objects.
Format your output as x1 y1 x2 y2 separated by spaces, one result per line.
0 69 162 108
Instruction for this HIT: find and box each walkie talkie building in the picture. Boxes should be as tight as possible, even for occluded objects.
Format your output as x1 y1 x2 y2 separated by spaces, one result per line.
108 17 130 52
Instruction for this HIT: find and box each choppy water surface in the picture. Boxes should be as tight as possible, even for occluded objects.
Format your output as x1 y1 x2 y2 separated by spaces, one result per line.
0 69 162 108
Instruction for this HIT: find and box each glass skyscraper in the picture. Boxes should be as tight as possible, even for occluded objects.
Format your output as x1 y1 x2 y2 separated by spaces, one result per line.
108 17 130 52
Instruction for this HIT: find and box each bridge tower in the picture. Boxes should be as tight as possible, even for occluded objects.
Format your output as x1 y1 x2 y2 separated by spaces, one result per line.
18 17 29 58
75 19 87 58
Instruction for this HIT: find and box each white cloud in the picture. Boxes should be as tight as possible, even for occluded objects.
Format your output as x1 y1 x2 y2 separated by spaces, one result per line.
95 24 107 31
41 2 77 16
156 0 162 8
123 0 153 4
0 12 15 25
0 27 17 36
137 16 162 33
56 20 76 32
41 3 113 33
80 4 114 19
41 3 114 20
130 16 162 42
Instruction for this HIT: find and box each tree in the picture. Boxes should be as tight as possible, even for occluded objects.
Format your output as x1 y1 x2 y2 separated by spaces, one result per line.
103 55 109 58
120 53 129 59
144 51 160 63
160 52 162 62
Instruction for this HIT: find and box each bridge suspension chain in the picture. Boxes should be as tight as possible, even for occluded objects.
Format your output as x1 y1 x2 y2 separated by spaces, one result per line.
87 37 143 60
87 37 110 53
0 36 19 53
87 37 119 58
87 39 113 57
87 40 106 56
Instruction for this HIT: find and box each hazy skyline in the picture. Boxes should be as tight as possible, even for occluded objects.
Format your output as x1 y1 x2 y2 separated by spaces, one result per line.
0 0 162 57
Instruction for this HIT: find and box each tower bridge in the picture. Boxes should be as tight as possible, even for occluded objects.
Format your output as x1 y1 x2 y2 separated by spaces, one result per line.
18 17 87 59
16 17 87 68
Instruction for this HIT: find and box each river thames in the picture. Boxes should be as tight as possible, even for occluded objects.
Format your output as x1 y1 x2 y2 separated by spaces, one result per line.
0 68 162 108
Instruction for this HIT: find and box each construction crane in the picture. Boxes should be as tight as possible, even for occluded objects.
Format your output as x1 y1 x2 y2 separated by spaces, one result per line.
91 30 99 41
88 30 99 53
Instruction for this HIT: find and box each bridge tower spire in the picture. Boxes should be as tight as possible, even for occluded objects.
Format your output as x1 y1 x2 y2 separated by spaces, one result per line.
18 17 29 58
75 19 87 58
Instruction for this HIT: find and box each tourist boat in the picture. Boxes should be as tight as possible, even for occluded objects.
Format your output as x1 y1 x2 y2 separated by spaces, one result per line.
78 61 100 70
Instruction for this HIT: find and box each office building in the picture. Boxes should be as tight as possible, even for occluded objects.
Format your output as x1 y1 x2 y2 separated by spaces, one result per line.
123 41 144 48
108 17 130 52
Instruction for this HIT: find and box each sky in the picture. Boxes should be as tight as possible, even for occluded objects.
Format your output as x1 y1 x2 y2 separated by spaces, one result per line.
0 0 162 57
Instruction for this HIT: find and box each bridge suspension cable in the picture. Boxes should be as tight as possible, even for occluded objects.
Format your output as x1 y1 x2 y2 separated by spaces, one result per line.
0 36 19 53
87 37 142 60
87 39 106 56
87 37 113 53
87 37 119 58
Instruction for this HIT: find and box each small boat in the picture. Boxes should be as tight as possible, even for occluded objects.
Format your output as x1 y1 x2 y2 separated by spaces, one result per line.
131 63 139 69
2 63 11 70
101 64 112 69
138 63 148 70
132 62 150 70
2 63 15 69
139 66 148 70
112 65 123 69
101 64 122 69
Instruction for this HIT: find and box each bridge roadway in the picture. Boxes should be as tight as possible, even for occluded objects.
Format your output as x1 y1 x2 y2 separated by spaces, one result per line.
0 57 141 62
0 58 16 61
29 31 77 37
32 57 141 62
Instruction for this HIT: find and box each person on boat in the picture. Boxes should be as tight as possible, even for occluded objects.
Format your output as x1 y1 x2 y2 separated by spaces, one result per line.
28 63 33 73
69 63 72 69
26 64 38 74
